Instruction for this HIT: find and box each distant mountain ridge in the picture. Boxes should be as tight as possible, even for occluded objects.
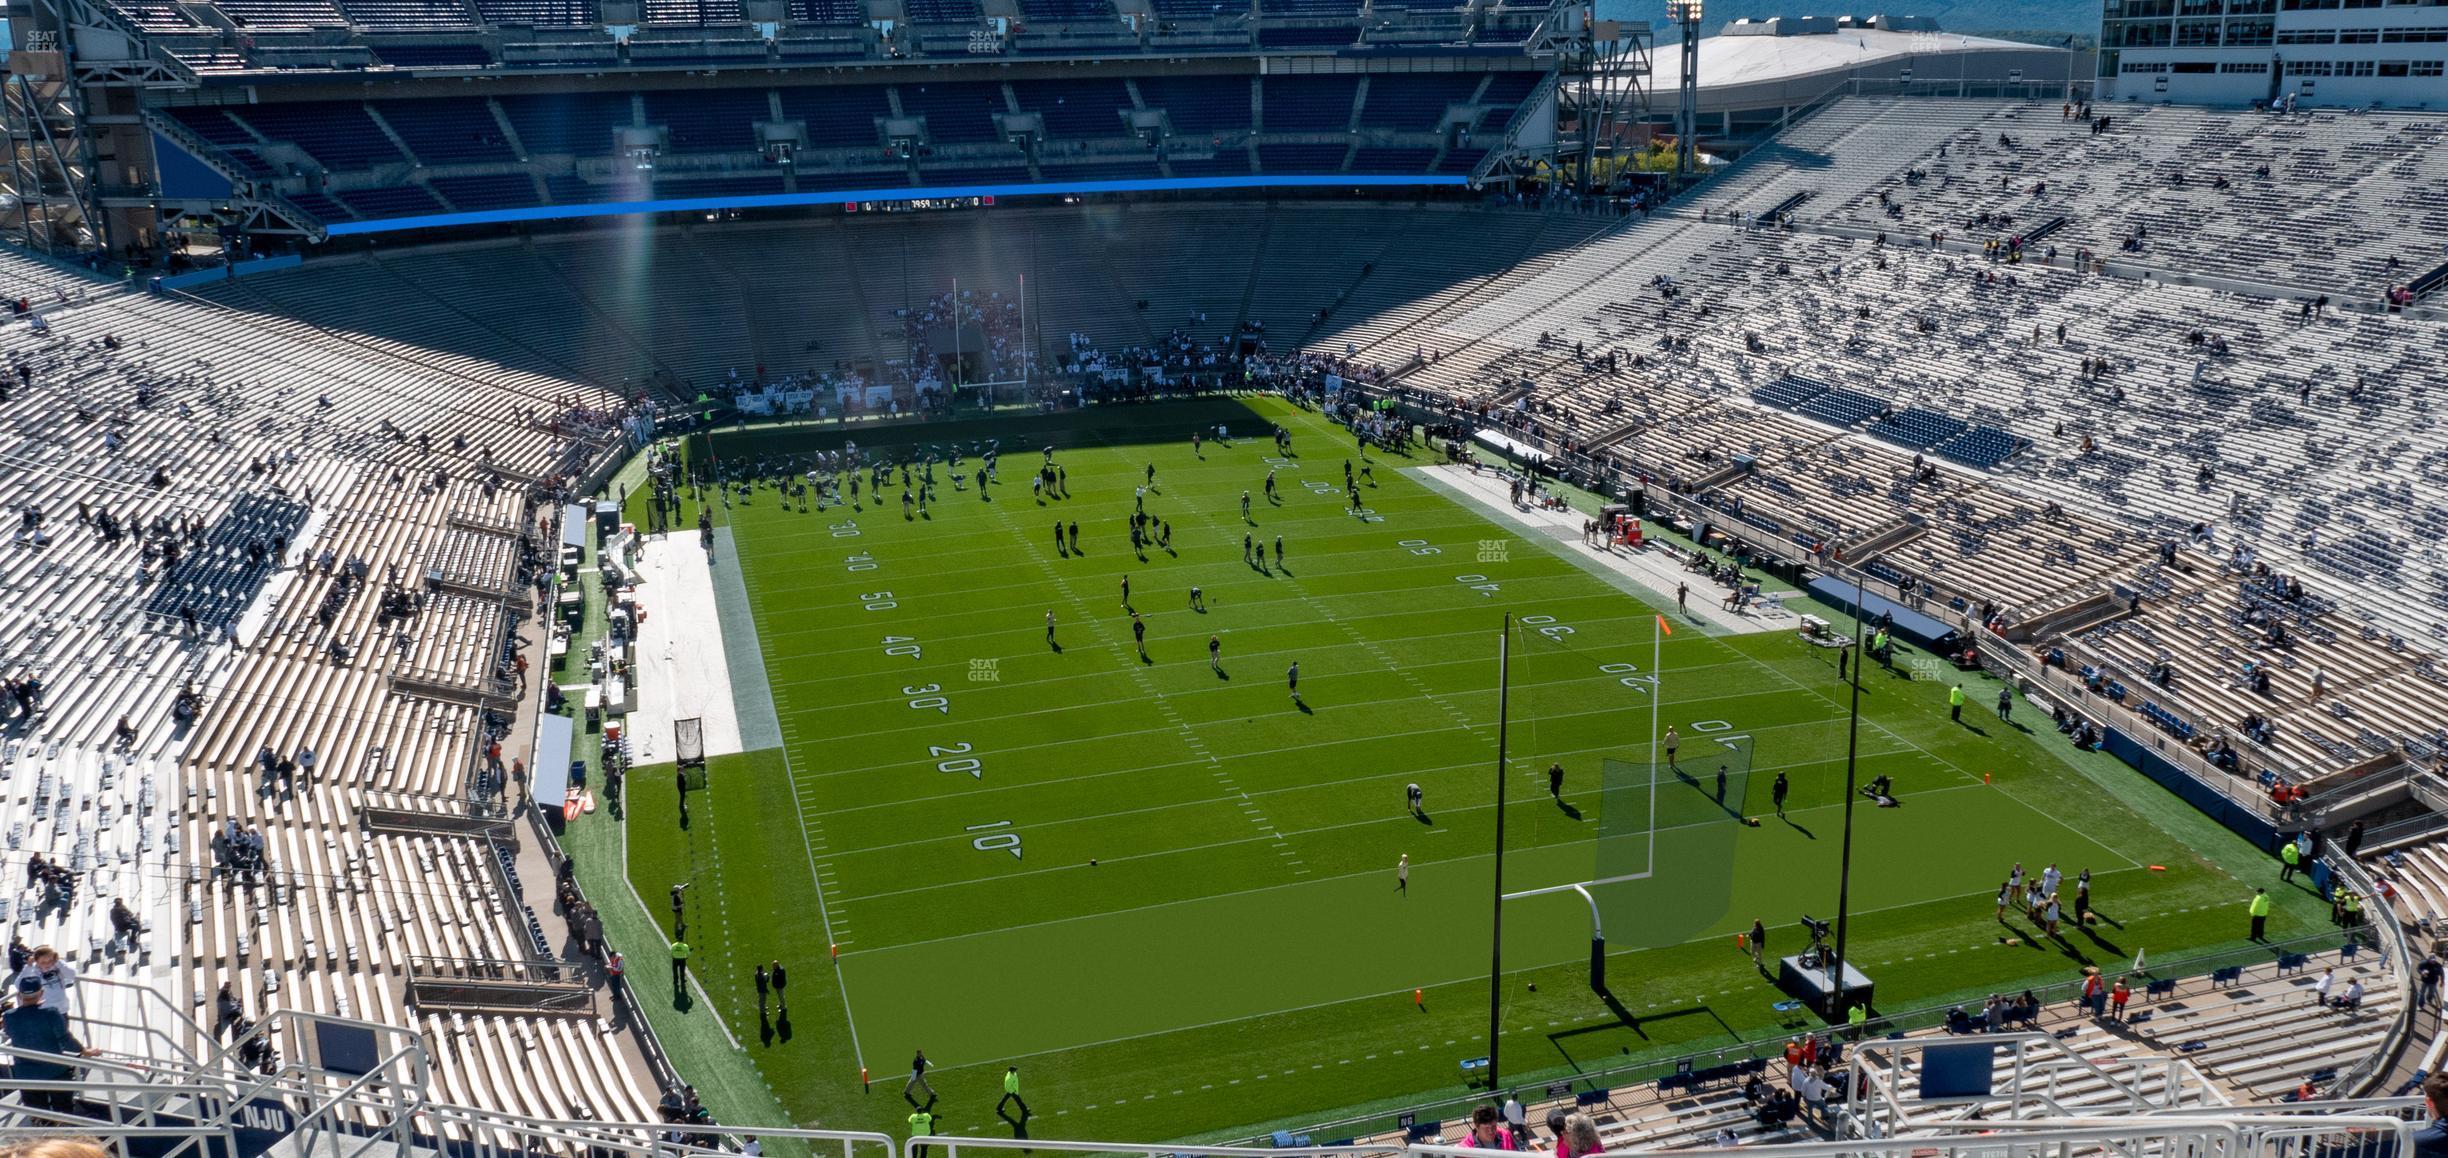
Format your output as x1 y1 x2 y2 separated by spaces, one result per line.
1595 0 2097 38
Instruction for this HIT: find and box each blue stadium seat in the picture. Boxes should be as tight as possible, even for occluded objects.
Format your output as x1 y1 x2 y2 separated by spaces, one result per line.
1039 159 1163 182
431 173 540 211
904 0 979 21
642 0 741 21
498 92 635 155
1796 387 1888 428
897 81 1006 143
374 98 515 163
237 102 406 170
1435 147 1486 173
340 0 478 24
1865 406 1969 450
1358 73 1477 131
471 0 594 22
653 175 787 197
1934 426 2031 470
1351 146 1437 172
1140 76 1252 135
1477 70 1539 104
643 88 768 153
1261 76 1359 133
337 184 446 219
284 189 351 220
789 0 863 20
1257 142 1347 173
1168 152 1251 176
371 43 492 65
1017 0 1115 19
780 83 890 148
1012 79 1133 139
1751 374 1833 411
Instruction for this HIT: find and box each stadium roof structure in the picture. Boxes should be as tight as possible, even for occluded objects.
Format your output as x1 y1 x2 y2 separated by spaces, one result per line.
1628 20 2078 120
1659 25 2052 88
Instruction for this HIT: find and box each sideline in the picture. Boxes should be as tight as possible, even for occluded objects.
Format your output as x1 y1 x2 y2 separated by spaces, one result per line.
1410 464 1784 636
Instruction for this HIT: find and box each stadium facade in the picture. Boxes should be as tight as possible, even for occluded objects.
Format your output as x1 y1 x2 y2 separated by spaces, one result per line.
2098 0 2448 105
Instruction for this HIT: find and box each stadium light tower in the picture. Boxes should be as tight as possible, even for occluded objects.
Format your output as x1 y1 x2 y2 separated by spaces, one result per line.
1666 0 1702 181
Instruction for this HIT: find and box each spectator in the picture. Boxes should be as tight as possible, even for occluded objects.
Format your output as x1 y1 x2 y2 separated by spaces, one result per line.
1556 1113 1604 1158
1461 1105 1518 1149
4 972 98 1114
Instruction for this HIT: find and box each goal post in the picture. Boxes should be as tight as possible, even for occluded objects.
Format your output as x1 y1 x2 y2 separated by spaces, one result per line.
675 716 706 776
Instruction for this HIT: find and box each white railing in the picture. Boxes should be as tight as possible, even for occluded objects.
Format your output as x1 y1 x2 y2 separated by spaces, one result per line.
1841 1032 2224 1140
912 1139 1404 1158
1887 1114 2415 1158
1415 1116 2409 1158
2324 851 2417 1098
6 1008 2416 1158
913 1117 2417 1158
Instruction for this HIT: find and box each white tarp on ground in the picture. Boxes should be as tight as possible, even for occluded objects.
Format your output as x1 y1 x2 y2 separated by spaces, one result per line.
624 536 747 764
532 712 574 805
1474 428 1549 464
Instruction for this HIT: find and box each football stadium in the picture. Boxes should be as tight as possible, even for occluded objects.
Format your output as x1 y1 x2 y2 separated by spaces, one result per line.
1 0 2447 1150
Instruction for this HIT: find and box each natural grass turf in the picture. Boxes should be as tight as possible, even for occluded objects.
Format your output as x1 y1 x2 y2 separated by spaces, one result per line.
623 396 2327 1142
550 523 798 1133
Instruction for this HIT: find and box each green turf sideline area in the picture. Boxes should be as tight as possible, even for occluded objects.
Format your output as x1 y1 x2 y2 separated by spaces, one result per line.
619 396 2325 1142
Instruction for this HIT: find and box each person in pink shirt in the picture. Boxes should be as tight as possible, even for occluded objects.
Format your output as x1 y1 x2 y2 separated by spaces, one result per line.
1460 1106 1517 1150
1555 1113 1605 1158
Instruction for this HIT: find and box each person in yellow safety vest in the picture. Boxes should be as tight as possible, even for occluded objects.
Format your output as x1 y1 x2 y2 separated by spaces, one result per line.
2248 888 2272 941
2279 839 2302 882
997 1065 1030 1120
909 1107 937 1158
1847 1001 1869 1039
1949 684 1966 722
2338 890 2363 928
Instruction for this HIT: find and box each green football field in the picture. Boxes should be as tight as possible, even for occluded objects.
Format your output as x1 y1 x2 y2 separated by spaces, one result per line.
617 396 2315 1142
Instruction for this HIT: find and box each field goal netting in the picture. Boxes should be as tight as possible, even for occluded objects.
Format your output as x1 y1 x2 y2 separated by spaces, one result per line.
676 717 707 778
1588 730 1754 949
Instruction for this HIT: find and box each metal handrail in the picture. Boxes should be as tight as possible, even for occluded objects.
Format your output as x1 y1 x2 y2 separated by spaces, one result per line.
407 953 581 982
1226 930 2346 1147
62 972 219 1070
2327 851 2416 1098
922 1140 1402 1158
1843 1031 2217 1140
